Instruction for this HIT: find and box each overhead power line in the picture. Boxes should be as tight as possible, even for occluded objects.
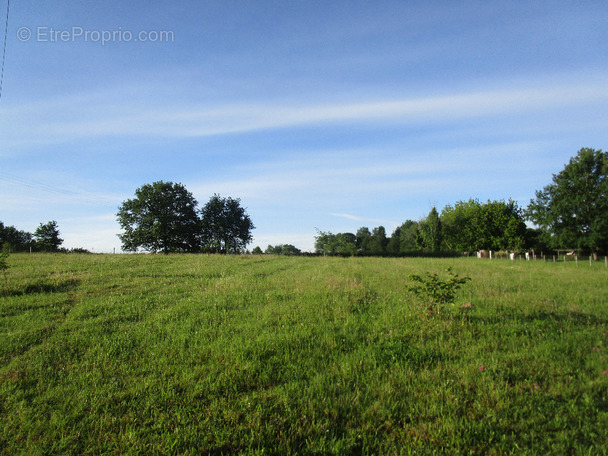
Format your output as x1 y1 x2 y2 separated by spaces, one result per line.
0 0 10 100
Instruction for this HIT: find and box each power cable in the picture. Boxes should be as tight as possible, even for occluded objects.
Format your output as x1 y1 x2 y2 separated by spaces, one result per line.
0 0 10 100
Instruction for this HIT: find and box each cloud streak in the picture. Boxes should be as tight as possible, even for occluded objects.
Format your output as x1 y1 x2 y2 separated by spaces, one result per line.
2 79 607 148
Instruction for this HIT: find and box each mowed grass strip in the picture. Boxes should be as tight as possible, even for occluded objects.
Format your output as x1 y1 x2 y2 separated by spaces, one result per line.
1 254 607 454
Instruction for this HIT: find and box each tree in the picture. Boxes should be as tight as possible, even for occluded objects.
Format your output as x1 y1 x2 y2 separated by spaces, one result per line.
484 200 527 251
355 227 372 255
368 226 388 256
117 181 201 253
441 199 526 252
200 194 254 253
34 221 63 252
335 233 357 256
386 226 402 256
314 230 338 255
399 220 420 253
526 148 608 256
0 222 33 252
265 244 302 255
418 208 442 252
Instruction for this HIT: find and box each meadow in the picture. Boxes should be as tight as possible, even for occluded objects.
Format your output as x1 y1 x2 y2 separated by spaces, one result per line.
1 253 607 455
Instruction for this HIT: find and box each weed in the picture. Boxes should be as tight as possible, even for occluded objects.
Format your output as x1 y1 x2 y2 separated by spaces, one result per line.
407 267 471 313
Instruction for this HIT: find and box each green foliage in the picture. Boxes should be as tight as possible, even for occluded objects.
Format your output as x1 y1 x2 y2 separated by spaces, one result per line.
200 194 254 253
441 199 527 252
315 230 357 256
368 226 388 255
398 219 420 253
265 244 302 255
418 207 442 252
117 181 201 253
407 267 471 313
355 226 372 255
0 221 33 252
33 220 63 252
526 148 608 255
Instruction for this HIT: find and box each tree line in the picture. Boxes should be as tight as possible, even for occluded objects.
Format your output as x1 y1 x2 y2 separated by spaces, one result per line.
0 220 64 252
2 148 605 256
311 199 530 257
306 148 606 257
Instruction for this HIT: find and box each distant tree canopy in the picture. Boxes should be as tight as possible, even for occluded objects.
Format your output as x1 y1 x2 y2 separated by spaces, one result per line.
441 199 527 252
526 147 607 255
315 200 528 257
1 220 65 252
0 221 33 252
265 244 302 256
312 148 606 257
200 194 255 254
34 221 64 252
117 182 254 254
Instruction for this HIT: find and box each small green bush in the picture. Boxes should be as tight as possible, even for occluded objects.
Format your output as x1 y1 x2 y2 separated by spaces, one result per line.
407 267 471 313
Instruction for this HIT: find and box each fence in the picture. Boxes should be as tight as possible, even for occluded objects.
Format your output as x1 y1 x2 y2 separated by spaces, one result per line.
476 250 608 268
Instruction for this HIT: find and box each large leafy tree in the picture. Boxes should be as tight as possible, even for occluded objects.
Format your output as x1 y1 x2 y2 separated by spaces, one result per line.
441 199 526 252
526 148 607 255
117 181 201 253
200 194 254 253
34 221 63 252
314 231 358 256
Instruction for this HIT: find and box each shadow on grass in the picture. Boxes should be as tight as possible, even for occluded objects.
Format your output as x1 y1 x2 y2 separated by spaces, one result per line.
462 306 608 327
0 278 80 297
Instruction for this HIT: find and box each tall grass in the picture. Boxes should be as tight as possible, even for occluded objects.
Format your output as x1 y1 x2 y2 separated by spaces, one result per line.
1 254 607 454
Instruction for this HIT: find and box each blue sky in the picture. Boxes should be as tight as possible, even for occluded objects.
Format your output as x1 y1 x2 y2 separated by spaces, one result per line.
1 0 607 252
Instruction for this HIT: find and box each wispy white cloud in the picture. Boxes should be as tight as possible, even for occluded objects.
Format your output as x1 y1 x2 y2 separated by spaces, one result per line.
0 172 125 209
1 78 606 148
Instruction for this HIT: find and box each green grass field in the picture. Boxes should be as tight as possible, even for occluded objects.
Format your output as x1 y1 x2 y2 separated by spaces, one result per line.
1 253 607 455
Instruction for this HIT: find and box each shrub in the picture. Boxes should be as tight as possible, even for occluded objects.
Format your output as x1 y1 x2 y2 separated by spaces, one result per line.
407 267 471 314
